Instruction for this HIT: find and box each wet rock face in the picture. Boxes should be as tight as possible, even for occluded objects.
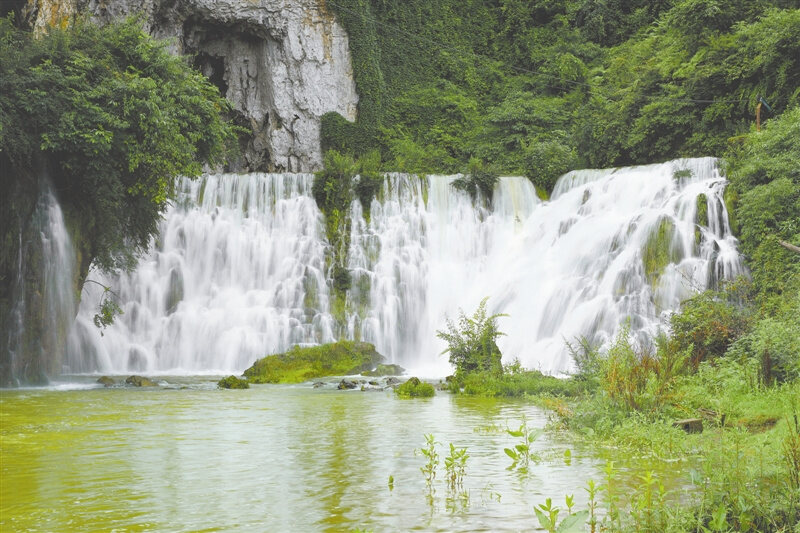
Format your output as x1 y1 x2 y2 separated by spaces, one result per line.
27 0 358 172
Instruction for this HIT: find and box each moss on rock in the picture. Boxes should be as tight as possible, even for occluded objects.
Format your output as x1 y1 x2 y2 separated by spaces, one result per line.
218 375 249 389
243 341 385 384
362 363 405 377
394 377 435 398
642 217 681 286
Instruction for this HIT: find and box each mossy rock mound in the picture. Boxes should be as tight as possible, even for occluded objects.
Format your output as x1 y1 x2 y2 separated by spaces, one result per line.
218 375 249 389
395 377 435 398
362 363 405 377
243 341 385 384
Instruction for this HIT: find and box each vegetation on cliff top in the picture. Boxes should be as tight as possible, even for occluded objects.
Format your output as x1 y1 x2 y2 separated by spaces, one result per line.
0 16 236 271
242 341 385 384
324 0 800 194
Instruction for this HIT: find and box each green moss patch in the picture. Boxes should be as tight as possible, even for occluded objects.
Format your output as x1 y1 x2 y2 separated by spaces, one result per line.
395 377 435 398
642 217 681 286
243 341 385 384
217 375 249 389
362 364 405 377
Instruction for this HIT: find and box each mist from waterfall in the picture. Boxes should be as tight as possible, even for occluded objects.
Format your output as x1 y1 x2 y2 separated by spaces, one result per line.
67 157 743 376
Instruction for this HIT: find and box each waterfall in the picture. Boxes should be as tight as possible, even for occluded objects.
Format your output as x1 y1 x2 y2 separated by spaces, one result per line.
6 185 76 383
68 157 743 376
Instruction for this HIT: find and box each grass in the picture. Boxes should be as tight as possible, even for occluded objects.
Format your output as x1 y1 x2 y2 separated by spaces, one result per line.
242 341 384 384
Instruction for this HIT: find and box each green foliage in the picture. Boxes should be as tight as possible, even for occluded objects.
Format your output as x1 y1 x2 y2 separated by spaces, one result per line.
459 370 592 398
418 433 439 485
521 137 579 194
91 285 122 333
443 443 468 492
725 106 800 310
242 341 384 384
0 16 235 270
451 157 498 203
437 297 506 378
728 311 800 384
217 375 249 389
324 0 800 197
503 417 541 472
535 497 589 533
395 377 435 398
670 288 752 367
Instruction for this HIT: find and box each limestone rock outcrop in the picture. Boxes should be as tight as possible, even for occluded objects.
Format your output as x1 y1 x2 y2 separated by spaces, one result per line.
25 0 359 172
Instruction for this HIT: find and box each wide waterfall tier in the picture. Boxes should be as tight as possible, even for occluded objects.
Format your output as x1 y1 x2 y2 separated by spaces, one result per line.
69 174 334 373
69 158 744 375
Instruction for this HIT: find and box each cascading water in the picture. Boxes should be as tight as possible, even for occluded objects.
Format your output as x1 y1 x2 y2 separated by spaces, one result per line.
68 157 743 376
7 185 77 383
68 174 333 373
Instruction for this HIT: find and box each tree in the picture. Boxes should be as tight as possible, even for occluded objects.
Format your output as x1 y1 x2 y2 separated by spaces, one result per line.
0 16 236 271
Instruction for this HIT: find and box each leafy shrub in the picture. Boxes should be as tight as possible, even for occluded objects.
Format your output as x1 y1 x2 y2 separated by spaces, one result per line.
451 157 498 203
728 313 800 384
395 377 435 398
522 137 579 195
436 297 506 378
669 289 751 367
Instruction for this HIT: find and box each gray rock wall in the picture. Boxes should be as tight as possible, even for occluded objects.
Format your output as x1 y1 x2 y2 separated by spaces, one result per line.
26 0 359 172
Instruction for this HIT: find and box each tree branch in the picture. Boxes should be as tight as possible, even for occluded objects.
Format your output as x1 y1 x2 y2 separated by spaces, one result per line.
779 240 800 255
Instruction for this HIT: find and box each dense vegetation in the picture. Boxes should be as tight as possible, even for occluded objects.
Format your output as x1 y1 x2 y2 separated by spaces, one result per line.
0 16 235 271
323 0 799 193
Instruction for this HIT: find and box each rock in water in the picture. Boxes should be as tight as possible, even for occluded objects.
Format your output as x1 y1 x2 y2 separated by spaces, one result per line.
97 376 115 387
338 379 357 390
125 375 157 387
243 341 385 384
217 375 249 389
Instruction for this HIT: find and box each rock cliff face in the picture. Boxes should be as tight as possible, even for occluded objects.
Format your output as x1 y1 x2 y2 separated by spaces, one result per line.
26 0 359 172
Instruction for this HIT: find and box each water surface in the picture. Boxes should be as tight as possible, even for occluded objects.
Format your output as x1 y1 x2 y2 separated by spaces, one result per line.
2 379 602 532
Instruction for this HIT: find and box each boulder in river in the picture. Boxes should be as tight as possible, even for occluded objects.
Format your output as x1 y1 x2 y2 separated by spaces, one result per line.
243 341 384 384
96 376 115 387
125 375 157 387
338 379 358 390
217 375 249 389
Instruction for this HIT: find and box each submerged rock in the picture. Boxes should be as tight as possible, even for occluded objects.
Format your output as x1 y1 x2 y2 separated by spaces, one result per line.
312 382 326 388
217 375 249 389
96 376 115 387
243 341 385 384
125 375 157 387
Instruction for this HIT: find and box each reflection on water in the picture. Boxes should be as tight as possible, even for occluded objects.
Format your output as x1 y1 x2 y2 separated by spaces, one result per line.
3 380 608 531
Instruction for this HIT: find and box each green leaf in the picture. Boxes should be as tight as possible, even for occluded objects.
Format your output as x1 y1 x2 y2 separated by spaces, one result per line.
504 448 518 459
556 510 589 533
534 507 552 530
